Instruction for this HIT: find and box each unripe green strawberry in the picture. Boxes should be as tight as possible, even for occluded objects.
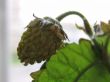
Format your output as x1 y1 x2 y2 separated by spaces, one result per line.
17 17 67 66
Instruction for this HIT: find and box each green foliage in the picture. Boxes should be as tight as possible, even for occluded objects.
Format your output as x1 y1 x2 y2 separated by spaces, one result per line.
31 38 110 82
17 11 110 82
101 21 110 33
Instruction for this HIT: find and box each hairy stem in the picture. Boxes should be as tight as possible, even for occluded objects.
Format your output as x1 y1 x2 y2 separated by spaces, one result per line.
92 38 110 73
105 35 110 50
56 11 93 36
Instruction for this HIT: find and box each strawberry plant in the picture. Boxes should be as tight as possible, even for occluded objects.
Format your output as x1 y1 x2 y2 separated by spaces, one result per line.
17 11 110 82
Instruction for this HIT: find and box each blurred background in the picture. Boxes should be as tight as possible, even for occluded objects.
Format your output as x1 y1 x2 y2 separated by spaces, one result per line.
0 0 110 82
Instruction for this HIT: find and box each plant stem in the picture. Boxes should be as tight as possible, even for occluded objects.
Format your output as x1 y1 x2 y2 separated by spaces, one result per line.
104 35 110 50
56 11 93 37
56 11 85 21
92 38 110 73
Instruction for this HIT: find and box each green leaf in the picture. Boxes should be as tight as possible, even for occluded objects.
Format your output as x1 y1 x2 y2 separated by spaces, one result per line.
95 34 110 55
107 39 110 55
101 21 110 33
31 70 43 80
78 64 110 82
31 39 110 82
95 35 108 45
